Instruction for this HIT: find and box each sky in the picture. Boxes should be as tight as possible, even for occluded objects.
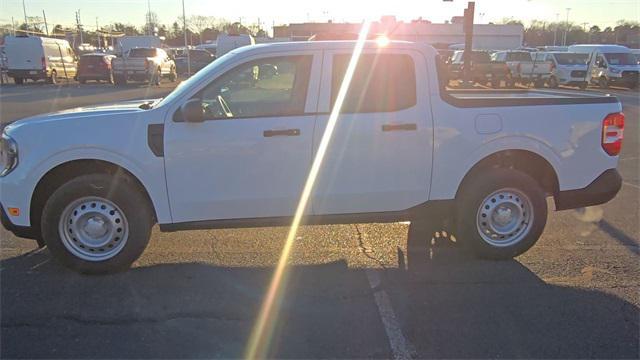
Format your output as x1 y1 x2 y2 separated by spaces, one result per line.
1 0 639 32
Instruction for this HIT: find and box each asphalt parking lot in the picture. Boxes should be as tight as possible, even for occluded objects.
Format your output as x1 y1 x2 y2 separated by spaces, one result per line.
1 81 638 359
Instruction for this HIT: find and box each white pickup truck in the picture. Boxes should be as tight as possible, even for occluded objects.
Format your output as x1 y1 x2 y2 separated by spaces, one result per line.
492 51 554 87
1 41 624 273
111 47 176 85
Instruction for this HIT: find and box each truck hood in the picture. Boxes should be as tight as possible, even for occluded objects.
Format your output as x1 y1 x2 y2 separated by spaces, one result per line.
4 99 159 132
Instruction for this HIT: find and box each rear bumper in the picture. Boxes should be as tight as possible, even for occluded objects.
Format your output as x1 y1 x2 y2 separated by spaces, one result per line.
7 69 47 79
0 203 37 240
555 169 622 210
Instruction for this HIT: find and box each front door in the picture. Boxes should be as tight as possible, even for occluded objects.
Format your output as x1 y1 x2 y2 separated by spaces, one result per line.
164 52 321 223
311 49 433 215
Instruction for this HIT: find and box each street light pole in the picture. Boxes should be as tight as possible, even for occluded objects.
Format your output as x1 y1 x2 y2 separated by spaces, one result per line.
563 7 571 46
553 13 559 46
182 0 190 77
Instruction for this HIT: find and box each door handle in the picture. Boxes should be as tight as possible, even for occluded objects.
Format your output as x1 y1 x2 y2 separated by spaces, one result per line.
263 129 300 137
382 123 417 132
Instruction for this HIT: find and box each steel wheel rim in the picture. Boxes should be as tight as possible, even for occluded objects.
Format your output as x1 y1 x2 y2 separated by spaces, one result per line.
476 188 533 247
58 196 129 261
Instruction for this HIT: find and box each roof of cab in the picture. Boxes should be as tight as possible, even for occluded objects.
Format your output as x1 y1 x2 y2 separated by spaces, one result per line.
230 40 435 56
568 44 631 53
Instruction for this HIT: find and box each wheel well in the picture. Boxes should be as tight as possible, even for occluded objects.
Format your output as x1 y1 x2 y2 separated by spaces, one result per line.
456 150 559 200
30 160 156 239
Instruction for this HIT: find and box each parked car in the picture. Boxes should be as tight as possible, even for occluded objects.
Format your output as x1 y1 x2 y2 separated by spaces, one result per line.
175 49 216 75
111 47 177 85
4 35 77 84
77 53 116 84
0 41 623 274
491 50 553 87
447 50 510 87
569 44 640 89
539 52 589 89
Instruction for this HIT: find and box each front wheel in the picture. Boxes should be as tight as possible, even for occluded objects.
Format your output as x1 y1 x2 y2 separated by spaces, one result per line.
41 173 153 274
598 76 608 89
456 169 547 259
548 76 559 88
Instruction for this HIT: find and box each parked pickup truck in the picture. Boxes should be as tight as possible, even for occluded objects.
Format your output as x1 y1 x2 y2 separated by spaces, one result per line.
492 50 554 87
111 47 176 85
447 50 510 88
1 41 624 273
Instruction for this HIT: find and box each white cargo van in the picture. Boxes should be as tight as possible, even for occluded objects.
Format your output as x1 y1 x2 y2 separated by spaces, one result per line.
539 52 590 89
5 36 77 85
216 34 254 57
569 44 639 89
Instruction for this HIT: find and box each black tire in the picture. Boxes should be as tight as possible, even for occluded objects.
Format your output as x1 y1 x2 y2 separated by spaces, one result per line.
79 78 87 84
14 77 23 85
169 67 177 82
41 173 153 274
490 76 501 88
114 75 126 86
578 82 588 90
456 168 547 260
548 76 559 88
598 76 608 89
533 79 544 88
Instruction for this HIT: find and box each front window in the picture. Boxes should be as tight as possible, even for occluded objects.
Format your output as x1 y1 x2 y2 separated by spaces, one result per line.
604 53 637 65
194 55 312 120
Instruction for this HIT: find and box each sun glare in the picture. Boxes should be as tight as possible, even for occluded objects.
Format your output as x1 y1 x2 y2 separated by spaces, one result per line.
244 20 373 360
376 35 390 47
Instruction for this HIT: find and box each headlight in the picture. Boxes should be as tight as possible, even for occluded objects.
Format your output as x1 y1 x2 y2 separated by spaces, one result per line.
610 67 621 74
0 132 18 177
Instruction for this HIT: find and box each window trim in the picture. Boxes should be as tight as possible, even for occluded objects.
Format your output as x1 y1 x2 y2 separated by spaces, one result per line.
175 54 314 122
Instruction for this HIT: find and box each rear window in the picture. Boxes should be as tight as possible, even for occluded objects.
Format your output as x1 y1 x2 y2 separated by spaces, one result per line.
129 48 156 57
331 54 416 113
80 55 106 64
506 52 533 61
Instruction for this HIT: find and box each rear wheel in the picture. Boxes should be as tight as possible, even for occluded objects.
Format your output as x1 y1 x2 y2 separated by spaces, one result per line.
456 169 547 260
533 79 545 88
41 173 153 274
490 75 501 88
79 78 87 84
169 67 177 82
114 75 126 86
578 82 588 90
13 77 24 85
548 76 559 88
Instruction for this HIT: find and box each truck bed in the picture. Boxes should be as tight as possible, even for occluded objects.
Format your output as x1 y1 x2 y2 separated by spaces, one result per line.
443 89 618 107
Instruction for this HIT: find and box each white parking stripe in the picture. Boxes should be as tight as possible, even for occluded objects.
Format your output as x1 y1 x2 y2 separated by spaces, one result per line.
366 269 416 360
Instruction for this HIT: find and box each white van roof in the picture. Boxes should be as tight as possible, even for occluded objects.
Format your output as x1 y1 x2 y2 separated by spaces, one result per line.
568 44 631 54
5 35 71 46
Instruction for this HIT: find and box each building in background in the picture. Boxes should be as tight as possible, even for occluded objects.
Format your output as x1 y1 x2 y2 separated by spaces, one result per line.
274 16 524 50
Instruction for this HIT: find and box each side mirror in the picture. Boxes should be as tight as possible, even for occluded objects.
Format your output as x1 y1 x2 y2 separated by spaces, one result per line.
181 99 204 123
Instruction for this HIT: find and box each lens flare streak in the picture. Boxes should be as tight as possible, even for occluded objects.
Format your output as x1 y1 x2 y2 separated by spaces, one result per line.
245 20 372 359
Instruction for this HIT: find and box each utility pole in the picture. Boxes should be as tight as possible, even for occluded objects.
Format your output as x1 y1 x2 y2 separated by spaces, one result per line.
147 0 152 35
182 0 191 77
42 9 49 36
563 8 571 46
462 1 475 87
553 13 559 46
11 17 16 35
22 0 28 29
75 10 84 45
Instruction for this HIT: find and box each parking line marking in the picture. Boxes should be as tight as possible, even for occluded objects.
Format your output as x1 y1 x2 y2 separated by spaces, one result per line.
366 269 416 360
623 181 640 190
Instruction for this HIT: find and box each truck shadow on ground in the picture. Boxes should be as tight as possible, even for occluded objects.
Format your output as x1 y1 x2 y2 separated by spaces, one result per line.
1 226 638 359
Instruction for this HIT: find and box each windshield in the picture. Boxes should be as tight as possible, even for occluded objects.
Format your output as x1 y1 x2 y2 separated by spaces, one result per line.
604 53 637 65
554 53 589 65
128 48 157 57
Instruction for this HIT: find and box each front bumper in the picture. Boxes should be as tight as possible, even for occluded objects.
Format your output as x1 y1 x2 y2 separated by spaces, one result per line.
0 203 38 240
555 169 622 210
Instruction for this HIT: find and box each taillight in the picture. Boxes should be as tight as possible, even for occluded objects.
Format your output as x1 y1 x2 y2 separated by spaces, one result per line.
602 112 624 156
41 56 46 70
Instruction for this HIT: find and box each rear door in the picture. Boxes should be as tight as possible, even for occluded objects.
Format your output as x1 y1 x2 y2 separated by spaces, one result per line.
6 39 42 70
311 48 433 215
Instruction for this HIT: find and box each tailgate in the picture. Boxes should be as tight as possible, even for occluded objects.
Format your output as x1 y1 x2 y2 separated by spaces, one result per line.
113 59 146 72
